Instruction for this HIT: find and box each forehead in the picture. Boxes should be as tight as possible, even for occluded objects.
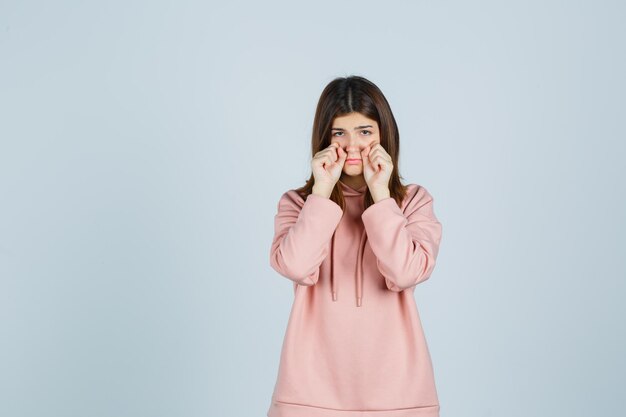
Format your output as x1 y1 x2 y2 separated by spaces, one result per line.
332 113 378 128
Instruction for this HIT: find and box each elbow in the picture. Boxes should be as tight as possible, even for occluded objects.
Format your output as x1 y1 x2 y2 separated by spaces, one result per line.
269 249 319 286
383 270 433 292
380 253 436 291
386 271 433 291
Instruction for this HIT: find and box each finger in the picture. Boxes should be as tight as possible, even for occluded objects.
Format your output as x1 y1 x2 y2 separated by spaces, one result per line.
329 142 340 157
315 149 335 164
363 146 375 165
323 153 335 168
371 155 388 171
370 149 391 164
336 145 347 162
368 149 382 164
315 143 337 158
313 151 334 168
370 143 391 160
331 144 340 162
326 143 340 162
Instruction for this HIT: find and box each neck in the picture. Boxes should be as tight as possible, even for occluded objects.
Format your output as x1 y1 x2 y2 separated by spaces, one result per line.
339 174 366 190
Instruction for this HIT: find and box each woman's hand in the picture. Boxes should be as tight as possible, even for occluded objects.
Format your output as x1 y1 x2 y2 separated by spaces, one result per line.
362 143 393 202
311 143 347 198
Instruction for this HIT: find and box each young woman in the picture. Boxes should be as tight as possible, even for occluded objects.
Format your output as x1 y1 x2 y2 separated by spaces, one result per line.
267 76 443 417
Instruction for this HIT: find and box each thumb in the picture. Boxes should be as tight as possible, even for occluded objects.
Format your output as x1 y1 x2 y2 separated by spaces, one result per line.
361 146 370 164
337 145 347 162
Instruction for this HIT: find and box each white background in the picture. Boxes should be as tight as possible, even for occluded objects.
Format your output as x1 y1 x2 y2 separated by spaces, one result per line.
1 1 624 416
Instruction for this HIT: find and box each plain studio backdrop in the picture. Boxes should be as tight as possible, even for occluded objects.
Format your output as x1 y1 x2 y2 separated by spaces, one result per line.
1 1 624 416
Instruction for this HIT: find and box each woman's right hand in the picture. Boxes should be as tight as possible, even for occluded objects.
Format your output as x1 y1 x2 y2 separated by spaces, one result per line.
311 143 347 197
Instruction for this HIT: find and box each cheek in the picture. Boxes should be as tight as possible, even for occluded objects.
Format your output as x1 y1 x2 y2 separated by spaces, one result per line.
361 136 378 149
367 136 381 148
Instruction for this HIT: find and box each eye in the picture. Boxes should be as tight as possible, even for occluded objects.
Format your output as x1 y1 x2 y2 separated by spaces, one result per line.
332 132 344 137
361 130 372 135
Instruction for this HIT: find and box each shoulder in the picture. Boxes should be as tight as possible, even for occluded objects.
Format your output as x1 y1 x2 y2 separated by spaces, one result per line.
401 183 436 214
275 188 343 219
276 188 307 211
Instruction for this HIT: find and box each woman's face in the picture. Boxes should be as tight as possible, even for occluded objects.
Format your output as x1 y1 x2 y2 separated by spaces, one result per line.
330 112 381 176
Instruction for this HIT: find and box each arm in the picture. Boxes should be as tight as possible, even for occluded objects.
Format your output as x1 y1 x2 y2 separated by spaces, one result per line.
269 191 344 286
361 185 443 291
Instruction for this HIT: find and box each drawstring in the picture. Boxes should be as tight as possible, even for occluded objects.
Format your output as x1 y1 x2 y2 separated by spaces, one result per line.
329 231 339 303
355 228 366 307
330 228 367 307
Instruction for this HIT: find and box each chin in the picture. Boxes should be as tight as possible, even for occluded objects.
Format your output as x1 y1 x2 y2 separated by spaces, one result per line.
343 167 363 175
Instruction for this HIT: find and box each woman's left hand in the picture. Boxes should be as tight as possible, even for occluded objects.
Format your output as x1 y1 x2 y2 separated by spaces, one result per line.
362 143 393 201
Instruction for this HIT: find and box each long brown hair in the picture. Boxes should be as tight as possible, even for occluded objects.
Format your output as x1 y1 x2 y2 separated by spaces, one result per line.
295 75 409 211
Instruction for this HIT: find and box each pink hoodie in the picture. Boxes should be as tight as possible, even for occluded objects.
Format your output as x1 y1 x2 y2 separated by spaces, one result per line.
267 179 443 417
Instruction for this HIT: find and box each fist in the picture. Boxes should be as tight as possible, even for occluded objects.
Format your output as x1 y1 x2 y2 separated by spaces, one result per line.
311 143 347 192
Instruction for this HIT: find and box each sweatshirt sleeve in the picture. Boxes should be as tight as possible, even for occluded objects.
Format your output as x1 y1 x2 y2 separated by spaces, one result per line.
270 191 344 286
361 185 442 291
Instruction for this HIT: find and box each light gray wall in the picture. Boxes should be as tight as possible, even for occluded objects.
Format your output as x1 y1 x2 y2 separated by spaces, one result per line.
1 1 624 416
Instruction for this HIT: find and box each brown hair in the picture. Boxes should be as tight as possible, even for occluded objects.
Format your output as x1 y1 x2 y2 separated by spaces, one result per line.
295 75 409 211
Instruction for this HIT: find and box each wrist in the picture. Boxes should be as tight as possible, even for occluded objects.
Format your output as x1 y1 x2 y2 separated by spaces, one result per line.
370 188 391 203
312 184 333 199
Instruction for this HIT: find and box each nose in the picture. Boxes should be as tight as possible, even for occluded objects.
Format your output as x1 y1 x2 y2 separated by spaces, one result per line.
345 139 365 152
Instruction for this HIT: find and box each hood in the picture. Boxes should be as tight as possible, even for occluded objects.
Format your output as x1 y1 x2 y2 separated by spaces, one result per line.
331 179 368 307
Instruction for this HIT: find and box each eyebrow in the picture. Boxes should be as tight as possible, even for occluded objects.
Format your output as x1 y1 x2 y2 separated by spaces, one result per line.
331 125 373 131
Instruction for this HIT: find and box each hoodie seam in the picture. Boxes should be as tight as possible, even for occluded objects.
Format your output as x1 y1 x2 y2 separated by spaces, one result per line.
272 399 440 411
